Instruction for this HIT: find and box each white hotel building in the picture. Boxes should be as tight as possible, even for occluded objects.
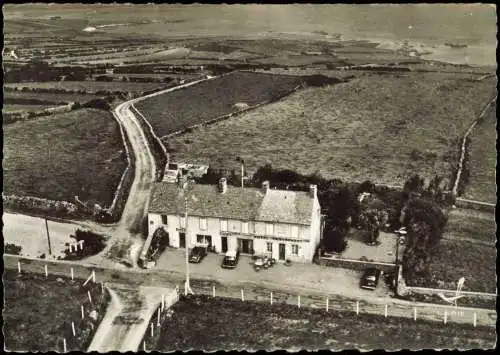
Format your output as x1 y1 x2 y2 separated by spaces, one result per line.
147 178 323 263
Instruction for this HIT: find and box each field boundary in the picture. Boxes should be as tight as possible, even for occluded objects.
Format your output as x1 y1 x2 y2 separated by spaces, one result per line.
455 198 496 213
404 286 497 298
451 95 497 198
130 105 169 181
159 82 304 141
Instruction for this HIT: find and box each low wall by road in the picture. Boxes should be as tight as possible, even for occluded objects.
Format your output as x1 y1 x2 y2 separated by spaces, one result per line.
318 256 397 274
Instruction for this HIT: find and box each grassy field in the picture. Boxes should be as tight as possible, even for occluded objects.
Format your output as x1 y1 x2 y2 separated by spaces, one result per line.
167 72 496 186
428 239 496 293
135 71 303 138
3 104 58 113
424 208 496 293
152 295 495 351
3 270 109 352
5 81 167 94
3 108 127 207
4 90 102 105
463 102 497 203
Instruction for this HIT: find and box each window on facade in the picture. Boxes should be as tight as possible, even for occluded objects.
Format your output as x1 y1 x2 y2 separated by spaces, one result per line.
199 218 207 230
241 222 249 234
161 215 168 225
220 220 228 232
267 242 273 253
292 244 299 255
265 223 274 235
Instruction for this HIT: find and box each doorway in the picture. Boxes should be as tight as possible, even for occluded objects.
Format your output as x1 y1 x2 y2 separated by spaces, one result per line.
238 238 254 254
279 243 286 260
179 232 186 248
221 237 228 253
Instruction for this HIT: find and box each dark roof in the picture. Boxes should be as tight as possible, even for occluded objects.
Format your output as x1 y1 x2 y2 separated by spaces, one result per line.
148 182 314 225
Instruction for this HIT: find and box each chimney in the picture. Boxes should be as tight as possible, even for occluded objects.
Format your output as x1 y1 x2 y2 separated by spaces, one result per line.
309 184 317 198
261 181 270 194
218 177 227 194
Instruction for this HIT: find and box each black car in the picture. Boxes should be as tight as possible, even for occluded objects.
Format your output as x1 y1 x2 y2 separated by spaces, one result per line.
189 246 207 263
360 268 382 290
221 249 240 269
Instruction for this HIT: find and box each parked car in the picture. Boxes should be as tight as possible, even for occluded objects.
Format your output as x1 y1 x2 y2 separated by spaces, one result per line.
360 268 382 290
189 245 207 263
221 249 240 269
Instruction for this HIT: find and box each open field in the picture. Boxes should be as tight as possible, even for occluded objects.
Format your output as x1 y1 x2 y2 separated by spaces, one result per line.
421 208 496 293
3 270 109 352
3 108 127 207
152 295 495 351
135 71 304 138
463 102 497 203
3 104 58 113
167 72 496 186
4 90 102 105
428 239 496 294
443 208 496 244
5 81 168 94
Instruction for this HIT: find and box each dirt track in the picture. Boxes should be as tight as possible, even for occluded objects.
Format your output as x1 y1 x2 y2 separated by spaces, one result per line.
87 284 177 352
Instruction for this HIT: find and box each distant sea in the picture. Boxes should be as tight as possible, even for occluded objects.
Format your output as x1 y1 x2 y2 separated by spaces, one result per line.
5 3 497 67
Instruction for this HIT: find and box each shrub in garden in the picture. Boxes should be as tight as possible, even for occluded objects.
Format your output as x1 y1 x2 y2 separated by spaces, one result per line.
63 229 107 260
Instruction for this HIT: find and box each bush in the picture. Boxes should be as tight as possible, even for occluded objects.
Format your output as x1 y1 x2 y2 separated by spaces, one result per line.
5 243 22 255
63 229 107 260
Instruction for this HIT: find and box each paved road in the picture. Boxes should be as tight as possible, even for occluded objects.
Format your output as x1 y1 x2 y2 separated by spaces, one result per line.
5 254 496 327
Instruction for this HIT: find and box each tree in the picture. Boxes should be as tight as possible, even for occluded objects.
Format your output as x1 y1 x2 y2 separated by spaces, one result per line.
401 198 448 285
322 225 347 253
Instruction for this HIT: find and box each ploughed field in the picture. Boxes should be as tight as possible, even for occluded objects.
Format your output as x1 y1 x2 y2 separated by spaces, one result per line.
152 295 495 351
3 270 109 352
168 72 496 187
134 71 304 138
463 102 497 203
3 108 128 207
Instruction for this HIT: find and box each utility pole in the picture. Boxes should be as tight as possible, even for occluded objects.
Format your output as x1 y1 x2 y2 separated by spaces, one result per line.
241 162 244 188
184 196 193 296
45 218 52 256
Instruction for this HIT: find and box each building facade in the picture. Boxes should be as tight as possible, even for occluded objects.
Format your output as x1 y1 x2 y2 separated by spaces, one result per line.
148 179 322 263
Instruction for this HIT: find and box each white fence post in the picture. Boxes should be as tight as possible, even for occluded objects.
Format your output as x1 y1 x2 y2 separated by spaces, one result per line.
473 312 477 327
81 305 85 319
150 323 154 337
297 295 301 308
63 338 67 353
87 290 93 304
444 311 447 324
356 301 359 315
18 261 21 273
143 340 146 352
326 297 329 312
157 308 161 326
71 321 76 336
161 294 165 311
92 270 96 283
384 304 388 318
212 285 215 298
270 292 273 305
413 307 417 321
70 268 74 280
241 289 244 302
44 264 48 277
